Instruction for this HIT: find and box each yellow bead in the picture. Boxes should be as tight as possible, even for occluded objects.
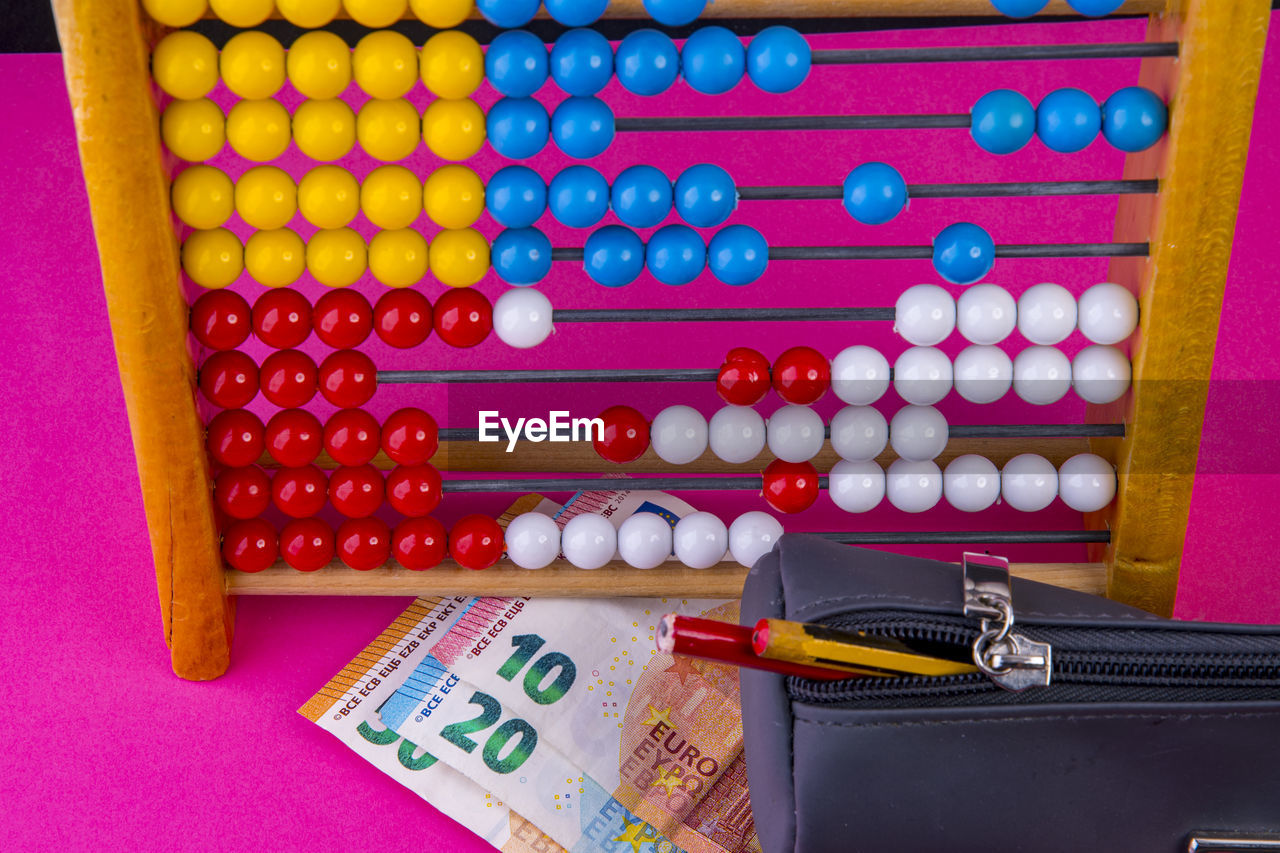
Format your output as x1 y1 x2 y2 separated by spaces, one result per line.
292 99 356 161
141 0 208 27
152 31 219 100
409 0 470 28
171 165 234 229
422 98 485 162
420 30 484 99
287 31 352 100
353 31 418 100
161 99 225 162
298 166 361 229
226 99 292 162
276 0 340 27
220 31 286 100
307 227 368 288
209 0 274 26
423 165 484 229
183 228 244 289
343 0 407 28
245 228 307 287
235 165 297 230
368 229 429 287
357 99 420 162
428 227 489 288
361 165 422 230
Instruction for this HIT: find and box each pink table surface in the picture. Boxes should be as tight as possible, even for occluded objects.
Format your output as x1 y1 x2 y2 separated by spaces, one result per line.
3 14 1279 850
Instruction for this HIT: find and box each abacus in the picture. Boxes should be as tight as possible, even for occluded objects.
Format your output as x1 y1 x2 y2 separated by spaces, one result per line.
52 0 1270 679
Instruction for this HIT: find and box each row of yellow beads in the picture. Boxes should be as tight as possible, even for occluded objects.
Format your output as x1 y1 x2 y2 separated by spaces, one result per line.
143 0 472 30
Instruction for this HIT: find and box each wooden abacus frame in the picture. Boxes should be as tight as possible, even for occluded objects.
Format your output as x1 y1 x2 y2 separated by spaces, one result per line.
52 0 1271 679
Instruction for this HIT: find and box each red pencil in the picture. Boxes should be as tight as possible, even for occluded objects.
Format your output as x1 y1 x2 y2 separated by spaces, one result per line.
656 614 855 681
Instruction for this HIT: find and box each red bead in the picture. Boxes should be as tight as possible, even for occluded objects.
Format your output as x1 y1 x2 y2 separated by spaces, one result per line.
280 517 335 572
222 518 277 573
214 466 271 519
271 464 329 518
264 409 322 467
593 406 650 463
319 349 377 407
433 287 492 348
191 290 251 350
323 408 381 466
206 409 264 467
772 346 831 405
381 407 439 465
393 517 447 570
260 349 318 408
449 514 504 570
717 347 772 406
199 350 259 408
329 463 386 518
314 289 374 349
762 459 820 514
336 517 391 570
386 464 442 516
252 288 312 349
374 289 433 348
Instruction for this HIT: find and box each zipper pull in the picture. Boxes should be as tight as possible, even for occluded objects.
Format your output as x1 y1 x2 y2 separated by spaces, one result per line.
962 553 1052 692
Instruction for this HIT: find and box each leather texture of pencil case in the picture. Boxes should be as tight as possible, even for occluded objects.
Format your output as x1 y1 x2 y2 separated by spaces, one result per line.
739 534 1280 853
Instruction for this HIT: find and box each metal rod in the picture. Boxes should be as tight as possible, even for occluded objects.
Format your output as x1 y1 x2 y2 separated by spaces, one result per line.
814 530 1111 544
737 179 1159 201
811 42 1178 64
551 307 897 323
380 368 719 384
615 114 972 132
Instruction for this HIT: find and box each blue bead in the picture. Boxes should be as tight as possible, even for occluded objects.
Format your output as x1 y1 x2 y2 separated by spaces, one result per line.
642 0 706 26
988 0 1048 16
970 89 1036 155
673 164 737 228
615 30 680 96
842 162 908 225
646 225 706 286
492 227 553 285
485 31 548 98
932 222 994 285
746 26 811 94
550 29 614 96
551 96 616 159
682 27 746 95
548 165 610 228
611 165 673 229
476 0 539 28
486 166 547 228
544 0 609 26
1102 86 1167 153
1067 0 1124 15
486 97 550 159
584 225 645 287
708 224 767 286
1037 88 1101 153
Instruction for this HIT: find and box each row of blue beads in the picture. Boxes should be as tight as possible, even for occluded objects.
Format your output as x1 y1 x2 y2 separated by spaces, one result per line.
971 86 1167 154
487 95 616 159
990 0 1124 17
476 0 707 28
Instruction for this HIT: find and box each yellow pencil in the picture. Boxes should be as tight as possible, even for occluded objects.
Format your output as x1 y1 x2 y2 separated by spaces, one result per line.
751 618 979 678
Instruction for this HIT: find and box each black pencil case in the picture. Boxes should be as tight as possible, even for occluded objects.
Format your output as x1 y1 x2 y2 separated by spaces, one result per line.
739 534 1280 853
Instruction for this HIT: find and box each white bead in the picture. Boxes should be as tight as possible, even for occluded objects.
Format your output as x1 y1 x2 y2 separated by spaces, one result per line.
956 283 1016 345
504 512 561 569
953 344 1013 404
886 458 942 513
831 345 891 405
1013 345 1072 405
829 405 888 462
617 512 673 570
672 511 728 569
1017 282 1077 345
894 284 956 346
889 404 948 462
943 454 1000 512
766 405 825 463
708 405 766 464
651 405 708 465
828 459 886 513
728 511 784 567
1072 345 1131 404
1077 282 1138 345
560 513 617 569
492 288 554 349
1058 453 1117 512
1001 453 1059 512
893 346 952 405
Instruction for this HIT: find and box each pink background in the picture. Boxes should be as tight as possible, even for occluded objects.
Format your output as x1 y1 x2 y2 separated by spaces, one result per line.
3 13 1279 850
